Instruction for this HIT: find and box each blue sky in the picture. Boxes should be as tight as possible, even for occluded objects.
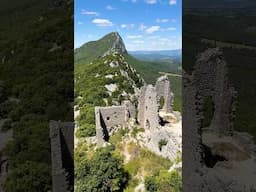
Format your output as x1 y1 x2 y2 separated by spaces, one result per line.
75 0 181 51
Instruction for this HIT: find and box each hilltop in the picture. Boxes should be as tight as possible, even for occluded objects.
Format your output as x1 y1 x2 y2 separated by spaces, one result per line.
75 32 182 111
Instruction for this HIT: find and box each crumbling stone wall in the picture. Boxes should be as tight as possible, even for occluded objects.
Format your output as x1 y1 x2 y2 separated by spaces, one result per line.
95 101 135 146
192 48 237 136
49 121 74 192
155 75 174 113
138 85 159 130
183 48 238 191
0 129 12 192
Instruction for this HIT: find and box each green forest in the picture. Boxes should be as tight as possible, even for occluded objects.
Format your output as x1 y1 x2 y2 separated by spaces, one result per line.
0 0 73 191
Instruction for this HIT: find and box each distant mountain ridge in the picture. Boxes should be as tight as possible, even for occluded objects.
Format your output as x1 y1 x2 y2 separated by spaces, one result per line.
129 49 181 57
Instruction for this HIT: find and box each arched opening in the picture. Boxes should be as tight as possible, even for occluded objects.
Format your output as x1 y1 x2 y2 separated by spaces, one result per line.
201 96 215 128
146 119 150 129
159 96 165 109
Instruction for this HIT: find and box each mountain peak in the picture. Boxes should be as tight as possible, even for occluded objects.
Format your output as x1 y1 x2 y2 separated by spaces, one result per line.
75 32 127 64
103 32 127 55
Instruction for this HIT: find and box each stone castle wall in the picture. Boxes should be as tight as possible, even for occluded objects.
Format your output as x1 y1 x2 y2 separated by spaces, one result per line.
49 121 74 192
138 85 159 130
95 75 174 146
95 101 136 146
155 75 174 113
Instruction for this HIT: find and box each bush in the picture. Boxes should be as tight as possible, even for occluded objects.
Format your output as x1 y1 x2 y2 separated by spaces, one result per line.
158 139 168 151
75 146 129 192
1 119 12 131
145 170 182 192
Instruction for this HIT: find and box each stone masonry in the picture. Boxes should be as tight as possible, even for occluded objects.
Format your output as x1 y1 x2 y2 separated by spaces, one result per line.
49 121 74 192
138 85 159 130
0 129 13 192
155 75 174 113
95 75 174 146
95 100 136 146
192 48 237 136
183 48 238 192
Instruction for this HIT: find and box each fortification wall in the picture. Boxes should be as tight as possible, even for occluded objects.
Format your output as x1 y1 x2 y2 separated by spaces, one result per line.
138 85 159 130
155 75 173 113
49 121 74 192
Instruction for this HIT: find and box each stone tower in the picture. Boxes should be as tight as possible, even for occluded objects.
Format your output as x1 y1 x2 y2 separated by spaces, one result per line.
155 75 174 113
138 85 159 130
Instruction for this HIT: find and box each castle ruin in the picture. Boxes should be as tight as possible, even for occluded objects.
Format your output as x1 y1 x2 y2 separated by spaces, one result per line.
138 85 159 130
155 75 174 113
183 48 238 191
49 121 74 192
95 100 136 146
95 75 174 146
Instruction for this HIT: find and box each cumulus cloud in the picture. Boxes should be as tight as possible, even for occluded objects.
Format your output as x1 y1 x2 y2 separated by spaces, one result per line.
127 35 142 39
106 5 116 10
145 0 157 4
146 26 160 34
120 24 135 29
133 40 144 44
81 9 99 16
169 0 177 5
92 19 113 27
138 23 147 31
121 24 127 28
167 27 176 31
156 18 169 23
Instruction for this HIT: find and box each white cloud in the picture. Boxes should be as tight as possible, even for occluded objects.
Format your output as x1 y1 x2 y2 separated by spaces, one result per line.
133 40 144 44
138 23 147 31
156 18 169 23
92 19 113 27
145 26 160 34
78 21 83 25
121 24 135 29
145 0 157 4
169 0 177 5
106 5 116 10
127 35 142 39
121 24 127 28
167 27 176 31
81 9 99 16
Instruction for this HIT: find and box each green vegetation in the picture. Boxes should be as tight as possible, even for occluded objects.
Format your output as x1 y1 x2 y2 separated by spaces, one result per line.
131 127 145 137
75 53 143 138
0 1 73 190
75 32 124 65
75 145 129 192
145 170 182 192
124 143 172 181
158 139 168 151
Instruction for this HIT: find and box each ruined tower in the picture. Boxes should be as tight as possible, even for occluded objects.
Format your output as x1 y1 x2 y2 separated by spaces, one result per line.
49 121 74 192
138 85 159 130
155 75 174 113
192 48 236 136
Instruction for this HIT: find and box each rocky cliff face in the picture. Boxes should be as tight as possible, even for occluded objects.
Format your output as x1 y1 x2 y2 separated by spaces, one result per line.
75 32 128 65
104 32 127 55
